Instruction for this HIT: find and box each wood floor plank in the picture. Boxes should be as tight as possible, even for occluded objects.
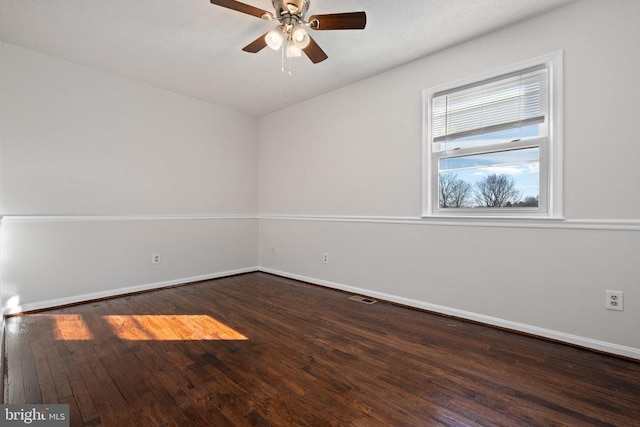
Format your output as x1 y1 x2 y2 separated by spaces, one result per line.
4 272 640 426
4 317 27 404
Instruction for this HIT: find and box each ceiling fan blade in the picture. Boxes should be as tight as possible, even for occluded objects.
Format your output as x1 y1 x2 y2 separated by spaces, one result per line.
242 32 269 53
308 12 367 30
210 0 274 20
303 35 328 64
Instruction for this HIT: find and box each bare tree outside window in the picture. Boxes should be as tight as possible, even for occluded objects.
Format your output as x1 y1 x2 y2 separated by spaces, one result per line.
509 196 539 207
474 174 522 207
439 173 472 208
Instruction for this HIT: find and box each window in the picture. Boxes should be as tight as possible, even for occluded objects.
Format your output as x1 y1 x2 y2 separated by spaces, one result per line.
423 52 562 218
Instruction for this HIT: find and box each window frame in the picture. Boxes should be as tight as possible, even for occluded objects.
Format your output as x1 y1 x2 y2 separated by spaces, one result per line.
422 51 563 219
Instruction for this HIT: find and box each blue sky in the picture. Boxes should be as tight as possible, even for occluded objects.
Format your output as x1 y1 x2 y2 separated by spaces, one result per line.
438 125 541 200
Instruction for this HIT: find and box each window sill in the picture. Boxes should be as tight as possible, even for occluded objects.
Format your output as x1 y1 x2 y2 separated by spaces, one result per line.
422 214 565 221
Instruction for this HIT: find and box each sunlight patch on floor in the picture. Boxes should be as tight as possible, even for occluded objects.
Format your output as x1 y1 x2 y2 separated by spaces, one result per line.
37 314 247 341
50 314 94 340
102 315 249 341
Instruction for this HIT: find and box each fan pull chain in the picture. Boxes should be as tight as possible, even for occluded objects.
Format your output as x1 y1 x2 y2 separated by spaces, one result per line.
279 40 293 76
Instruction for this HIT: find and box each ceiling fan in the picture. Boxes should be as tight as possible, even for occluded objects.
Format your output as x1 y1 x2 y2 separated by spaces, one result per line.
210 0 367 64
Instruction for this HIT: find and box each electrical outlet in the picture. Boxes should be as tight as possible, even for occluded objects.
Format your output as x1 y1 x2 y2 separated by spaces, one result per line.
322 253 329 264
152 253 161 264
271 247 276 255
605 290 623 311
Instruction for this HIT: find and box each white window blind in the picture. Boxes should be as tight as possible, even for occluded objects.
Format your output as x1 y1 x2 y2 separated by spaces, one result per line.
432 66 548 143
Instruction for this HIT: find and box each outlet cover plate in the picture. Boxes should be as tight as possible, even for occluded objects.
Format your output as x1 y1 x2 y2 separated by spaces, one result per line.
605 290 623 311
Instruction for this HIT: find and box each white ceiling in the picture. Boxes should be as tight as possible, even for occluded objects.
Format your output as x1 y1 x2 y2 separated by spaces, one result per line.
0 0 575 116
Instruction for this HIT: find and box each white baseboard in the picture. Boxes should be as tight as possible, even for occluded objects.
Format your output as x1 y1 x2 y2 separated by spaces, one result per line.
3 267 259 315
259 267 640 360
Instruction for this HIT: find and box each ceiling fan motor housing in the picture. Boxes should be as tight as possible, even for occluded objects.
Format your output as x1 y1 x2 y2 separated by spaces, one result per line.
272 0 309 21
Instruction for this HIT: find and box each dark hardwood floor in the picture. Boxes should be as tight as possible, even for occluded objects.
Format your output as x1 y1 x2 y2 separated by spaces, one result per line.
4 272 640 426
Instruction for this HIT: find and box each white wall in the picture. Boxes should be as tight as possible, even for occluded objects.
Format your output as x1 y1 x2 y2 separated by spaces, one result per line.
0 38 5 397
0 43 259 312
259 0 640 357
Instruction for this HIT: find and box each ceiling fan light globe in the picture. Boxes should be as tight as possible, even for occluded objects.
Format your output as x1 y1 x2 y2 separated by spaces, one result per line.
291 26 310 49
286 44 303 58
265 28 284 50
